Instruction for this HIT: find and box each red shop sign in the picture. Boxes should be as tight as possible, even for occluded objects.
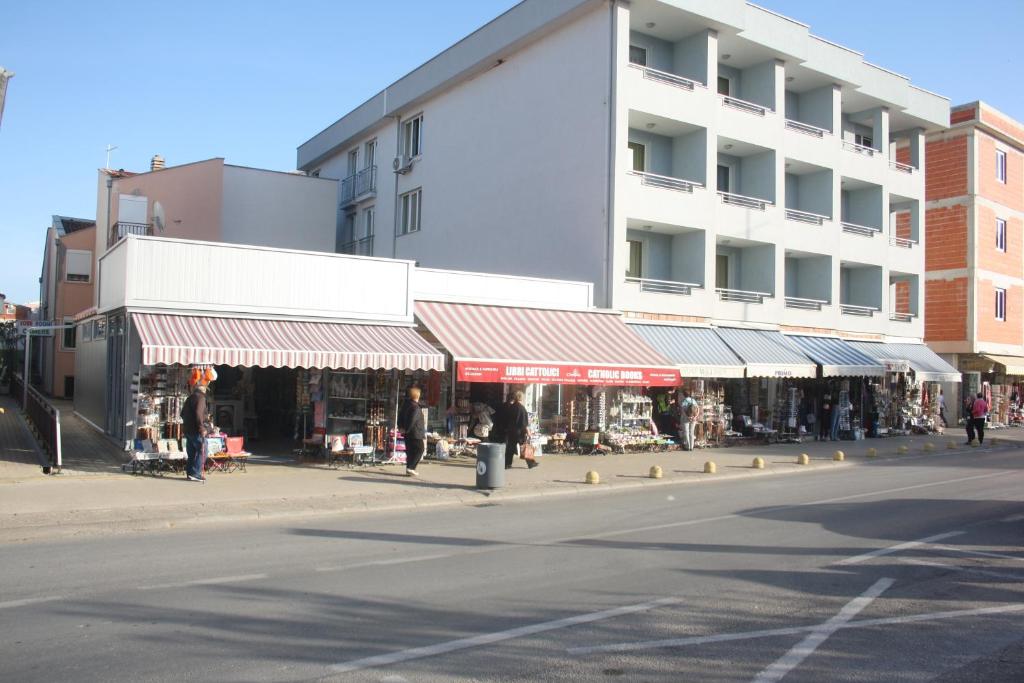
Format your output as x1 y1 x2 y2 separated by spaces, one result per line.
457 361 679 386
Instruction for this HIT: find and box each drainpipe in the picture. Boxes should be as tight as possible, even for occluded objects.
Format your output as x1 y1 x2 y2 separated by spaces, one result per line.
604 0 620 309
392 116 402 259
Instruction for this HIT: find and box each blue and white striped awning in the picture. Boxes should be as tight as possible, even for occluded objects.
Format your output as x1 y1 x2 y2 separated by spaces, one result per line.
786 335 885 377
715 327 818 378
847 341 961 383
628 324 745 378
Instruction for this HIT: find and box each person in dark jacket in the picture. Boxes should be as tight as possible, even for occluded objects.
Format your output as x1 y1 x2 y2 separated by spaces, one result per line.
182 381 209 483
398 386 426 476
490 395 513 445
504 391 538 470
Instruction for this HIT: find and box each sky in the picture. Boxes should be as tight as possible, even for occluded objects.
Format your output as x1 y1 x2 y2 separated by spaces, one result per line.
1 0 1021 304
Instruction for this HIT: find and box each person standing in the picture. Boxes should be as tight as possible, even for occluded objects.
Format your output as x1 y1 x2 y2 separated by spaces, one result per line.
398 386 426 476
504 391 538 469
971 392 989 445
937 388 948 428
181 378 209 483
819 398 831 442
677 391 697 452
964 395 977 444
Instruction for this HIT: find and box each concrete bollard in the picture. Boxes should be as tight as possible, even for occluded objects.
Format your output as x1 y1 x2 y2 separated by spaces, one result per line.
585 470 600 485
649 465 663 479
867 447 878 458
752 457 765 470
703 461 716 474
833 450 845 462
797 453 810 465
923 442 935 452
898 445 909 454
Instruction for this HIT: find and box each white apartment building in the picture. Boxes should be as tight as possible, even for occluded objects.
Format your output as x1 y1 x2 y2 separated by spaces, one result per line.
297 0 949 341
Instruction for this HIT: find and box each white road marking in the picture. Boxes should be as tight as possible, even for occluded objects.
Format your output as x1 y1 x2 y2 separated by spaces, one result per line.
0 595 64 610
139 573 268 590
1001 513 1024 522
329 597 681 674
900 558 1024 582
314 553 454 573
928 544 1024 563
836 531 965 565
751 578 893 683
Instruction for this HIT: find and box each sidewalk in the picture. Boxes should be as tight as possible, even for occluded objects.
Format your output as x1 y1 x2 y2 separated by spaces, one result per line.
0 394 46 481
1 426 1020 543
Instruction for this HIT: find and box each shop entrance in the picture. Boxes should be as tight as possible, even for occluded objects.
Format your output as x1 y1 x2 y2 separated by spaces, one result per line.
208 366 298 444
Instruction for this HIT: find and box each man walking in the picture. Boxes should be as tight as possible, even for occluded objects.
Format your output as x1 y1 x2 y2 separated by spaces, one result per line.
398 386 426 476
677 390 698 451
182 378 209 483
937 388 947 428
964 395 976 445
970 392 989 445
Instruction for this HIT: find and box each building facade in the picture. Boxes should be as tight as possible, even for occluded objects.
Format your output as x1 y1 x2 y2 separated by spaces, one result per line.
298 0 948 344
925 102 1024 409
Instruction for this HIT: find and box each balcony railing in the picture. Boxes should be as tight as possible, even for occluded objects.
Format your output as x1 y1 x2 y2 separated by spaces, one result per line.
108 221 152 247
628 63 701 91
340 165 377 206
842 140 879 156
785 296 829 311
629 170 703 193
841 221 880 237
889 160 915 174
719 191 772 211
840 304 879 317
784 119 830 138
721 95 769 117
339 235 374 256
889 235 918 248
785 208 829 226
889 311 915 323
717 288 770 304
625 277 701 296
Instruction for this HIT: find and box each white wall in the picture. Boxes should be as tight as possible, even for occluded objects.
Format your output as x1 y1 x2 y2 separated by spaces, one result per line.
413 268 593 310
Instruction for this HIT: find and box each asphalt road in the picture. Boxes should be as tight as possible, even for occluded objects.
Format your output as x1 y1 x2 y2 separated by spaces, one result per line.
2 448 1023 682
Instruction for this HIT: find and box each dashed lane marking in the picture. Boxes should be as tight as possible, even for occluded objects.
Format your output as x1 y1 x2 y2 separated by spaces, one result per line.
138 573 268 590
835 531 965 566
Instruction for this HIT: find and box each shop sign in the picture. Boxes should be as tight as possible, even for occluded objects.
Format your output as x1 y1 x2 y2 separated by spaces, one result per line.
457 361 679 386
883 360 911 373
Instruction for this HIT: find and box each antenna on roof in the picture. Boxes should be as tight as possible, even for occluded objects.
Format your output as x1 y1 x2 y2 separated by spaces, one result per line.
105 144 118 169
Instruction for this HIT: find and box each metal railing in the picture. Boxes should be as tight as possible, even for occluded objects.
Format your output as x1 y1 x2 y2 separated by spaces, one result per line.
339 236 374 256
785 296 829 311
840 304 879 317
784 119 830 138
889 235 918 248
625 277 701 295
339 165 378 206
108 221 151 247
842 140 879 156
889 312 915 323
889 160 915 173
841 221 880 237
721 95 769 116
629 170 703 193
13 374 61 469
719 191 772 211
717 288 770 304
629 63 701 91
785 208 829 226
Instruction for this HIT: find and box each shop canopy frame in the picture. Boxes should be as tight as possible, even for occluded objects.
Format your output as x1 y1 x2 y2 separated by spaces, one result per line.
133 312 445 371
414 301 679 386
785 335 885 377
628 324 746 378
976 354 1024 377
847 341 960 383
714 327 818 379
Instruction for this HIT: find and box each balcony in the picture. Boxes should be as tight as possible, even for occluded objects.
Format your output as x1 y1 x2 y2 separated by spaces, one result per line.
717 288 769 304
889 160 914 174
339 165 377 207
842 140 879 157
840 304 879 317
625 277 700 296
339 236 374 256
840 262 883 318
840 178 884 237
719 191 771 211
628 170 702 193
718 139 776 214
721 95 768 117
785 120 829 138
783 84 835 138
785 160 832 226
786 209 828 225
785 296 828 311
785 251 831 312
889 194 920 248
716 237 774 306
108 221 152 248
889 311 915 323
841 221 880 237
889 271 919 323
628 63 701 92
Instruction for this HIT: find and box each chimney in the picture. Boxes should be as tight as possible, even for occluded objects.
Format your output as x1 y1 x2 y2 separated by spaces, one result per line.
150 154 165 171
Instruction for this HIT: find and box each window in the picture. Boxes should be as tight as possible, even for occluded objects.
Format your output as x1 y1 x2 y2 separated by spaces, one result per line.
61 318 76 350
996 218 1007 252
308 169 321 178
715 254 729 289
340 212 356 249
362 206 375 239
64 249 92 283
855 133 874 149
94 318 106 340
82 321 93 343
626 240 643 279
627 142 646 172
716 165 731 193
717 76 731 96
629 45 647 66
364 139 377 169
995 287 1007 321
996 149 1007 183
399 189 422 235
403 115 423 158
347 149 358 177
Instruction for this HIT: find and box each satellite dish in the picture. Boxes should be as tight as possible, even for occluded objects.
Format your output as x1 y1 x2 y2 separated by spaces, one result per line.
152 201 166 233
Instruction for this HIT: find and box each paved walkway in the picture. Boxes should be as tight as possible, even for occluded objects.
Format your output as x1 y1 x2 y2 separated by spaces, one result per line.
51 400 127 475
0 394 46 481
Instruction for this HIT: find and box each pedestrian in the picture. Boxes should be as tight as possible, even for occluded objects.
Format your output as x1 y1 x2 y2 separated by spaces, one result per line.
398 386 426 476
181 370 210 483
964 395 976 444
970 392 989 445
819 398 831 442
504 390 538 469
937 388 947 428
677 390 698 451
490 395 512 445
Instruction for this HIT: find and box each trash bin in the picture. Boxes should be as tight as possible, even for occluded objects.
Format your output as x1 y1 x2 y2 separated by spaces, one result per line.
475 442 505 489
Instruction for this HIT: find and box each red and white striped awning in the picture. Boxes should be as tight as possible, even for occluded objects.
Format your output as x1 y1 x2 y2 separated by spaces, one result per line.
415 302 678 386
133 313 445 371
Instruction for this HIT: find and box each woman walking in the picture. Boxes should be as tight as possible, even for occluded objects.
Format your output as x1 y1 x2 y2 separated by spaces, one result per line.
504 391 538 470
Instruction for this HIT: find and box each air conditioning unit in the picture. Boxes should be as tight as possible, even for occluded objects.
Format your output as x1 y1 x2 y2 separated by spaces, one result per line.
392 155 413 174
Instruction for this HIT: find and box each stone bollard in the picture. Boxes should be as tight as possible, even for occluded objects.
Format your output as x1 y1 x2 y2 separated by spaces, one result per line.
585 470 600 485
649 465 663 479
898 445 909 454
752 457 765 470
867 447 878 458
833 450 845 462
703 461 716 474
797 453 810 465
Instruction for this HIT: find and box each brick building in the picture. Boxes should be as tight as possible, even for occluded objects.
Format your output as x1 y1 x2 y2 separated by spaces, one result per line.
925 101 1024 420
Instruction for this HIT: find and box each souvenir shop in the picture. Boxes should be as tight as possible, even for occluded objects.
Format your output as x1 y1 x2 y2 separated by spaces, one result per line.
414 301 681 454
959 355 1024 427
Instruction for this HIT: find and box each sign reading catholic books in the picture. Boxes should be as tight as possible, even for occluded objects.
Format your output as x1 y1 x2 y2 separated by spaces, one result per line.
456 361 679 386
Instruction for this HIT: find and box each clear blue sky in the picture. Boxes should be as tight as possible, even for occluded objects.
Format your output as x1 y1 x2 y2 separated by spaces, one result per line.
1 0 1021 304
